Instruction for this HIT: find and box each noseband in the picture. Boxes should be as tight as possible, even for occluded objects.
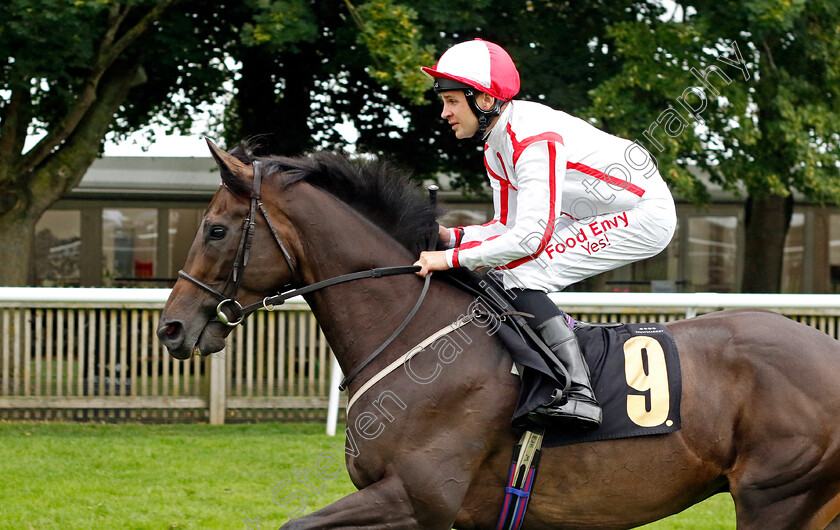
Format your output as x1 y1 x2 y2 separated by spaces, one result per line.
178 161 297 326
176 160 437 391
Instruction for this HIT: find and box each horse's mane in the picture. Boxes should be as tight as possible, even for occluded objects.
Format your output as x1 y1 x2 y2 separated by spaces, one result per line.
229 143 439 254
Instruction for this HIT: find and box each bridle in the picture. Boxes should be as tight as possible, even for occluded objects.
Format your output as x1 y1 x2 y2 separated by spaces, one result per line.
176 160 437 391
178 160 298 327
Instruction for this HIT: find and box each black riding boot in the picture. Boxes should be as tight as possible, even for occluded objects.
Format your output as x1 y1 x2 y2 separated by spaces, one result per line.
529 315 602 430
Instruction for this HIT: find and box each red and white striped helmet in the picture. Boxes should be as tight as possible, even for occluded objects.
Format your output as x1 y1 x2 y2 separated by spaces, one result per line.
421 39 520 101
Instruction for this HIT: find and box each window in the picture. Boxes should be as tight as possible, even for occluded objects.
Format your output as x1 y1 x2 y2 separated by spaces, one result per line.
781 213 805 293
102 208 158 285
168 209 204 277
34 210 81 286
829 215 840 293
687 216 737 292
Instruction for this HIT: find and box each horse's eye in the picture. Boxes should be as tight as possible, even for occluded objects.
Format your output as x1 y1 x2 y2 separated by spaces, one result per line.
209 226 227 240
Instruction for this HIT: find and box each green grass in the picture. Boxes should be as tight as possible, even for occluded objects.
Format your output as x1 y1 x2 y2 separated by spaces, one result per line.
0 422 735 529
641 494 735 529
0 422 353 529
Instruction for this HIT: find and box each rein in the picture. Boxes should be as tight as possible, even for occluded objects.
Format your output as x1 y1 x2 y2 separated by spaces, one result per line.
177 160 438 393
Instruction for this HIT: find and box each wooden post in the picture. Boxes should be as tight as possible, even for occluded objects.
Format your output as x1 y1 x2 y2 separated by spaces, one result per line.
209 350 227 425
326 355 342 436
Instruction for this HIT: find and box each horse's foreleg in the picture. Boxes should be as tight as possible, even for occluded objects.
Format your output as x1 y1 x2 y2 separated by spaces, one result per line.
279 474 456 529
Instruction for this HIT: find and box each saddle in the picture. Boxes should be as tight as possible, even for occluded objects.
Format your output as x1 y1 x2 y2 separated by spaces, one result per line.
441 269 682 447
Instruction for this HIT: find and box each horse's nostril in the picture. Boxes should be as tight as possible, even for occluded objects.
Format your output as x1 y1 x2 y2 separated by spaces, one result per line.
157 319 185 347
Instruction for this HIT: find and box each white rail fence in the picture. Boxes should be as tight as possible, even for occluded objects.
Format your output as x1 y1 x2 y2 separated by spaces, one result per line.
2 288 840 429
0 288 336 424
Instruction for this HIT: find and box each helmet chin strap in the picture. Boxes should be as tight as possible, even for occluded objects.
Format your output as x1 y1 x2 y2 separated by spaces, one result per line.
464 89 504 141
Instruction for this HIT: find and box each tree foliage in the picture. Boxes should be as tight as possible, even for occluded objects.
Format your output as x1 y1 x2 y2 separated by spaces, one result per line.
229 0 643 191
0 0 665 285
0 0 236 284
589 1 840 201
586 0 840 291
6 0 837 291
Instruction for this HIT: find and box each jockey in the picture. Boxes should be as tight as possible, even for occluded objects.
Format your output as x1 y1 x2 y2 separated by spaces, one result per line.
415 39 677 430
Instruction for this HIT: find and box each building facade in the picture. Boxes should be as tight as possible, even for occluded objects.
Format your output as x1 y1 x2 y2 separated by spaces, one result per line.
33 156 840 293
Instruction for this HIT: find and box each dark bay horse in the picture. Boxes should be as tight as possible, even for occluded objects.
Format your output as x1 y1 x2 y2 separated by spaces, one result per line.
157 141 840 529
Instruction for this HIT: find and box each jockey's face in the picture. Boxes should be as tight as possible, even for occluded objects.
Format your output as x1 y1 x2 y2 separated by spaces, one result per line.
439 90 479 139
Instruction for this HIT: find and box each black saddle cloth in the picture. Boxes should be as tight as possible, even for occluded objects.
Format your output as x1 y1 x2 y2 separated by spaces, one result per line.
495 319 682 447
553 322 681 447
440 270 682 447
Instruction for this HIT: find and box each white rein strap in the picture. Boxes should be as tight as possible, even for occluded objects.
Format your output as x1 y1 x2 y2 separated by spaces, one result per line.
345 313 476 415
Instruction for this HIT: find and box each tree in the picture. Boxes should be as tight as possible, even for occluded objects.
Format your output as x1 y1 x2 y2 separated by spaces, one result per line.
223 0 644 191
0 0 425 285
1 0 649 286
0 0 233 285
586 0 840 292
0 0 442 286
222 0 439 157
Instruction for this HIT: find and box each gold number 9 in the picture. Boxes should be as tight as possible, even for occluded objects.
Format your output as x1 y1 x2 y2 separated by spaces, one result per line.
623 336 670 427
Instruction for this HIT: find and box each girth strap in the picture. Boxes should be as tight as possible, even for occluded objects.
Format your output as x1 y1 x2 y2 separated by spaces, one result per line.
496 428 545 530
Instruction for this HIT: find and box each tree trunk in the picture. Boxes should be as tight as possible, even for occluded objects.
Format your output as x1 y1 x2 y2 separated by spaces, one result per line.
741 193 794 292
275 46 317 155
235 45 316 156
0 60 143 286
0 216 36 285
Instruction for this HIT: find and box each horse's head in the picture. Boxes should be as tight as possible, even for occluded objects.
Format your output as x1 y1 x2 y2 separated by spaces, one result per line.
157 139 299 359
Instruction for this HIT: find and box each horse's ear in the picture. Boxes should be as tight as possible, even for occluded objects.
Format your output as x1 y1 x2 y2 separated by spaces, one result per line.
205 138 254 193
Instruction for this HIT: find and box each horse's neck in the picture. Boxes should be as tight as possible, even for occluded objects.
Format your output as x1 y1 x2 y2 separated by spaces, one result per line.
287 186 429 375
291 185 414 285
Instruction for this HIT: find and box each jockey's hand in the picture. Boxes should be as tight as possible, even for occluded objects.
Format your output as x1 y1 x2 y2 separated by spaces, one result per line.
414 251 450 277
438 225 451 246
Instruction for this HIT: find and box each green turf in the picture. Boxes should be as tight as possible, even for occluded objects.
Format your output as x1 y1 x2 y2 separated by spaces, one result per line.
0 422 734 529
641 494 735 529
